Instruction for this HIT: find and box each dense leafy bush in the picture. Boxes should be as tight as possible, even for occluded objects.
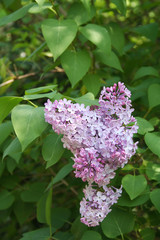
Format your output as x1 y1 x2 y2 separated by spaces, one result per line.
0 0 160 239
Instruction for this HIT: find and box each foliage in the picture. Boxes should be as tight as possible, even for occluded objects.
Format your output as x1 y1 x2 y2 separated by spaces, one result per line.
0 0 160 239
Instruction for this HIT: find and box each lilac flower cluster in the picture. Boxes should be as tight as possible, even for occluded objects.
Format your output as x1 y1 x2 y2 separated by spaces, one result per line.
44 82 138 227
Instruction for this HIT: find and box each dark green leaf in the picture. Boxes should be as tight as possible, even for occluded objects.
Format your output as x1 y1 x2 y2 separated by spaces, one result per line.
3 138 22 163
0 3 34 27
61 49 91 87
140 228 155 240
0 121 13 145
79 24 111 55
20 182 47 202
47 162 73 189
94 50 123 72
101 207 134 238
150 189 160 213
136 117 154 135
0 96 23 124
0 190 15 210
118 189 149 207
146 162 160 182
134 67 159 80
145 132 160 157
132 23 159 42
42 132 64 168
122 174 147 200
73 92 99 106
51 207 71 229
14 201 33 225
25 84 57 95
148 84 160 109
20 227 55 240
111 0 126 16
81 231 102 240
71 216 88 240
108 22 125 55
83 73 101 96
67 2 95 26
42 19 78 60
23 91 56 100
45 188 52 227
37 192 48 224
11 105 47 151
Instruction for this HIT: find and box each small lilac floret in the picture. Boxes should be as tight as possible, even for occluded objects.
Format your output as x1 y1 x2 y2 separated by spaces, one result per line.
44 82 138 227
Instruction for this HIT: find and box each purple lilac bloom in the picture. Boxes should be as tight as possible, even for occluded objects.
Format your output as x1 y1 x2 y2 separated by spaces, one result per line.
80 184 122 227
44 82 138 227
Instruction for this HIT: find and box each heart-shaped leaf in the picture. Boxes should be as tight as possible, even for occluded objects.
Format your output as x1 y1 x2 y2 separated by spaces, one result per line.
136 117 154 135
42 19 78 60
42 132 64 168
11 105 47 151
145 132 160 157
122 174 147 200
0 96 23 124
101 207 134 238
79 24 111 55
148 84 160 109
61 49 91 87
150 189 160 213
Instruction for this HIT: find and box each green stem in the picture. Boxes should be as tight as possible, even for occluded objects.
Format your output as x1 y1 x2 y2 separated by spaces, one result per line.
27 100 38 108
143 108 151 119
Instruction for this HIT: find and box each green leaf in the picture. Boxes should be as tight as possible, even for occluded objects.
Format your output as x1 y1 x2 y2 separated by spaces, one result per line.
29 3 52 14
6 157 17 174
83 73 101 96
80 0 91 12
11 105 47 151
71 217 88 240
118 189 149 207
0 190 15 210
45 188 52 227
20 227 54 240
47 162 73 190
111 0 126 16
25 84 57 95
0 121 13 145
140 228 155 240
146 162 160 182
134 67 159 80
122 174 147 200
42 132 64 168
23 91 56 100
51 207 71 229
14 200 33 225
41 19 78 60
108 22 125 55
0 3 34 27
0 96 23 124
35 0 45 5
94 50 123 72
148 84 160 109
136 117 154 135
132 23 159 42
37 192 48 224
73 92 99 106
3 138 22 163
81 231 102 240
145 132 160 157
79 24 111 55
67 2 95 26
150 189 160 213
101 207 134 238
61 49 91 87
21 182 47 203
